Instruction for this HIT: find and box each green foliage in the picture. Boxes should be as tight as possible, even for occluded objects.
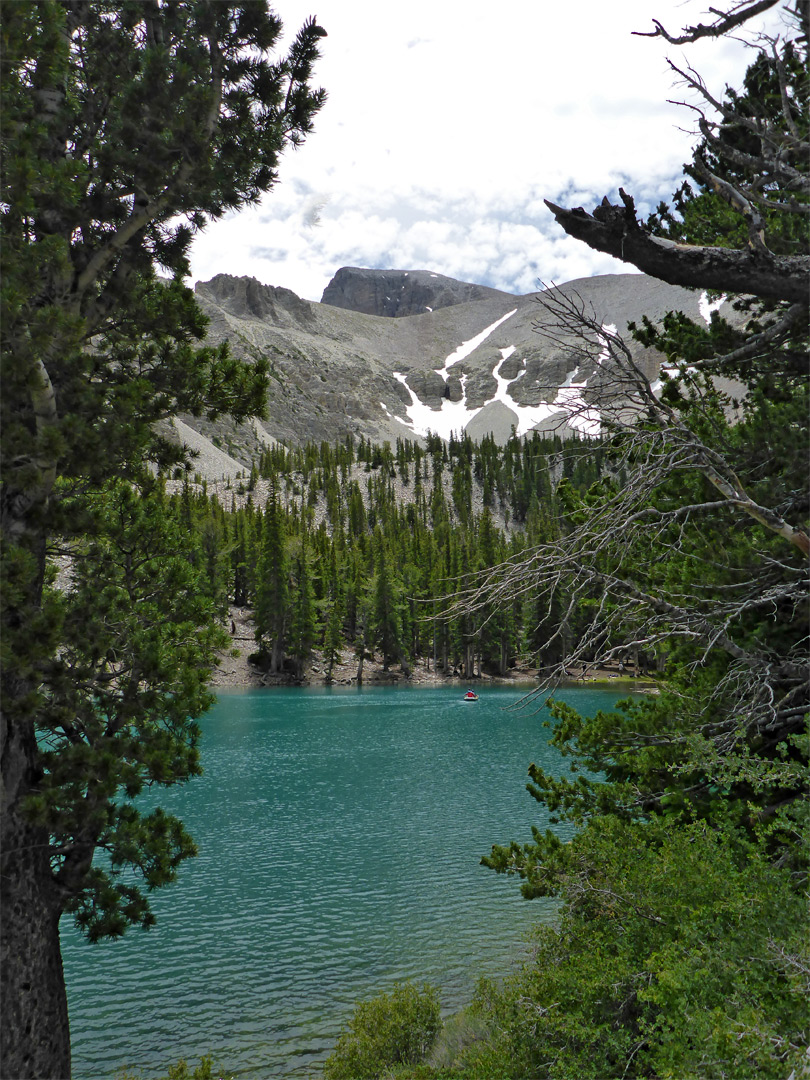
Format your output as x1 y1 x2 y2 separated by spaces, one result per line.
462 10 810 1079
242 430 606 679
371 526 406 670
117 1054 234 1080
254 490 289 672
163 1057 233 1080
469 818 808 1080
323 983 442 1080
1 4 326 1073
287 534 318 676
27 480 229 939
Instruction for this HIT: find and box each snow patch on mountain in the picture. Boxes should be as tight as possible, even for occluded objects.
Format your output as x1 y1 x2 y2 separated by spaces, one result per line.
489 347 552 437
549 322 617 436
391 310 520 439
699 290 726 324
438 309 518 378
391 314 622 440
391 371 482 439
552 367 600 436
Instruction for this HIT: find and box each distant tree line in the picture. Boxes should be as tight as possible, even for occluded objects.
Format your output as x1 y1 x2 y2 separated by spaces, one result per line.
169 430 640 683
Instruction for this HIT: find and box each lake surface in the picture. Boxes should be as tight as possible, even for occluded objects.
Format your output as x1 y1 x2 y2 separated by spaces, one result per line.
61 685 625 1078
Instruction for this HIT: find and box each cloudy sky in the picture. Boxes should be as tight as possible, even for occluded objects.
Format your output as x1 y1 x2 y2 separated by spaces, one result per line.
188 1 785 302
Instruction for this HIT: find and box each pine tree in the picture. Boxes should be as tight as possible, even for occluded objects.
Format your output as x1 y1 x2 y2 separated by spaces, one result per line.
287 534 318 679
322 572 346 683
230 508 254 608
254 490 289 674
0 4 326 1075
469 5 809 1075
371 526 406 672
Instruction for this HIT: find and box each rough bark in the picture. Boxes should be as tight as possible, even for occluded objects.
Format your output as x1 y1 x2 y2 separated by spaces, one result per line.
544 194 810 303
270 633 285 675
1 701 71 1080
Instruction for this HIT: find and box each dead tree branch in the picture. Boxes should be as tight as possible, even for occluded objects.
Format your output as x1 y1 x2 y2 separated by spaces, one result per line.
544 194 809 303
633 1 781 44
433 290 808 730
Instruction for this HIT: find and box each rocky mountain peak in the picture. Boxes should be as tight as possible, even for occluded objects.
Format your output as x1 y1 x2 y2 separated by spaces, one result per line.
196 274 315 329
320 266 510 318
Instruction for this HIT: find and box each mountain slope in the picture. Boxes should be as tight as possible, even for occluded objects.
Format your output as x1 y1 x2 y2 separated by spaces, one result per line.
180 268 720 477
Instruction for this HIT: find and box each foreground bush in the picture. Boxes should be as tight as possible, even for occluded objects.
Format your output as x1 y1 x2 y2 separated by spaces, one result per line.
118 1056 234 1080
323 982 442 1079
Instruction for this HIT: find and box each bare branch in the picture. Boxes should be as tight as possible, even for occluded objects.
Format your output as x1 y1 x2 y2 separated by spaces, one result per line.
633 1 780 44
434 290 809 733
692 153 771 254
667 57 810 166
771 39 801 141
687 302 808 372
535 290 810 554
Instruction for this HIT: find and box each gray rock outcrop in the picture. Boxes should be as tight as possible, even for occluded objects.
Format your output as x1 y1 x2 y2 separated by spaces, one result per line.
320 266 510 317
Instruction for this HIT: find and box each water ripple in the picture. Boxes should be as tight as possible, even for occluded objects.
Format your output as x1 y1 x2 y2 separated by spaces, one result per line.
62 686 620 1078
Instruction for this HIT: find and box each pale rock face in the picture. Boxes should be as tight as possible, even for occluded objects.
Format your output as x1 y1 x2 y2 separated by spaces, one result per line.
196 274 316 329
404 369 448 408
178 268 725 477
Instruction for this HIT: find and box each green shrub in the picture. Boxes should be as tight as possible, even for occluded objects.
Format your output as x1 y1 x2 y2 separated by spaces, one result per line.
117 1055 234 1080
165 1058 232 1080
323 982 442 1079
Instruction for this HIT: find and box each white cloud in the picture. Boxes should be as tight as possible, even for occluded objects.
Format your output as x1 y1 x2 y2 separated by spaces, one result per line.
189 0 784 302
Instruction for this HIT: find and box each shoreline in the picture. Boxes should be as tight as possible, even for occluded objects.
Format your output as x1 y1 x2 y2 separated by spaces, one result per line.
211 607 657 693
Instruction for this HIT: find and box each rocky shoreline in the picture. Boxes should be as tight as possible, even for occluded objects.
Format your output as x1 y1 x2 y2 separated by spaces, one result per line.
210 606 652 692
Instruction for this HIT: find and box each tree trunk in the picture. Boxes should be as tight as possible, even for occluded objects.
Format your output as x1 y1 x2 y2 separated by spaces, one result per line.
1 775 71 1079
355 619 366 685
1 500 71 1076
270 634 284 674
465 641 475 678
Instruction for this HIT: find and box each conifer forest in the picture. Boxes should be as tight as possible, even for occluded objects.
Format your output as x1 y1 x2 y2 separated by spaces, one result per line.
171 431 615 683
1 1 807 1078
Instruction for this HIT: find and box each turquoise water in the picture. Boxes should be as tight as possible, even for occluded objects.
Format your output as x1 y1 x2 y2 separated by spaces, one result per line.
61 685 624 1078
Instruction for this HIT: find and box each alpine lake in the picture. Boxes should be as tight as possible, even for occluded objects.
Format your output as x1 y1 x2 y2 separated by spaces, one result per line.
61 684 633 1078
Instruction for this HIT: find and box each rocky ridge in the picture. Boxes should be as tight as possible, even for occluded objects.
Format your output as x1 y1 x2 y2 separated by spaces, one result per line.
320 266 509 317
178 268 723 479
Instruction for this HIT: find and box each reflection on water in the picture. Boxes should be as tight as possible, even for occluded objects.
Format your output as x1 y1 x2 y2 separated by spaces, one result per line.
61 685 624 1078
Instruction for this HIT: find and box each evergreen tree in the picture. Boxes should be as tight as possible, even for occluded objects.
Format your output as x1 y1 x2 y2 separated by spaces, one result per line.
287 534 318 679
469 5 809 1076
371 526 406 672
254 490 289 673
0 4 325 1075
230 507 254 608
322 563 346 682
197 506 231 612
